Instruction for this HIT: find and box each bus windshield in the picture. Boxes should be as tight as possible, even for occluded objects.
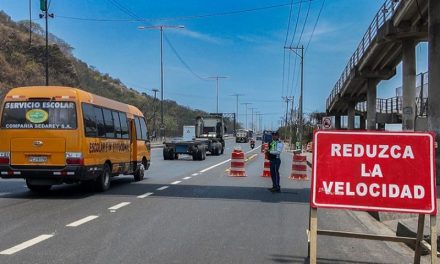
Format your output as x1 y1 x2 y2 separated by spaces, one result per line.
1 101 77 129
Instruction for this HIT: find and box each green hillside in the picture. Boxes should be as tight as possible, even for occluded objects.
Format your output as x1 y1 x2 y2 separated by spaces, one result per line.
0 11 226 137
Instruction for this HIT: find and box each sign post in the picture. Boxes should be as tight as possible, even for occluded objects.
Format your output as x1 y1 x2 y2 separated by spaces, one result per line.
308 131 437 263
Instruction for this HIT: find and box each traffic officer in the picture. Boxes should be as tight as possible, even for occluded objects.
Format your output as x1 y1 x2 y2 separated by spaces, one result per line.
266 131 283 192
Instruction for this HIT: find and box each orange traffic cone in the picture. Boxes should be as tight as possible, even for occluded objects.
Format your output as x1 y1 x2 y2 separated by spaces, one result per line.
261 152 271 177
289 154 308 180
229 148 246 177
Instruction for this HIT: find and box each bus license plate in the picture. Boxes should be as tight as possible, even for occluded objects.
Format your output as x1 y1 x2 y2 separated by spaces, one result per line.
29 156 48 163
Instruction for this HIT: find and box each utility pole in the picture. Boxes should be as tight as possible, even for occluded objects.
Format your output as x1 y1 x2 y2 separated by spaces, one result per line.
152 88 159 139
138 25 185 138
39 0 53 86
230 94 244 134
249 107 257 132
285 45 304 150
241 103 252 130
282 96 294 126
208 76 228 113
255 112 260 132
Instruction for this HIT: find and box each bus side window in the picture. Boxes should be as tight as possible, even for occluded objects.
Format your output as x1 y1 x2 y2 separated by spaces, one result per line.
82 103 97 137
119 112 129 139
139 117 148 140
112 111 122 138
102 108 115 138
94 106 105 138
134 117 142 140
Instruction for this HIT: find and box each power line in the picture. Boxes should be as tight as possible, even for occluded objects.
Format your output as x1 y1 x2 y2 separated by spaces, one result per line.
281 0 295 97
56 1 316 23
284 0 295 46
285 0 303 99
107 0 143 21
163 33 209 81
305 0 325 53
295 0 312 47
289 0 303 47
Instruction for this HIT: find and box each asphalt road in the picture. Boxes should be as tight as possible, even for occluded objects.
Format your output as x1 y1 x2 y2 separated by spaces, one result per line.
0 140 419 263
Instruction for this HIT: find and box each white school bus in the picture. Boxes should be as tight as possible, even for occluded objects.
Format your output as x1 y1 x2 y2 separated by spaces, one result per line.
0 86 151 192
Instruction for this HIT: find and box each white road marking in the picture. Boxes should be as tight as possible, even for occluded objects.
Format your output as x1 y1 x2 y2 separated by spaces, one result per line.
199 159 231 173
182 177 191 180
199 145 261 174
66 215 99 227
191 173 199 176
137 192 154 198
108 202 130 211
171 181 181 185
156 186 169 191
0 234 54 255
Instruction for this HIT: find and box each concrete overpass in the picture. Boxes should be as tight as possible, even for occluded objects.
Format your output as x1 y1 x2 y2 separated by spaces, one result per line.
326 0 431 130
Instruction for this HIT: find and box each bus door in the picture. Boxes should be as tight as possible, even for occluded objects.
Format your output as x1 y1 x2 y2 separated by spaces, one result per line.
129 118 138 172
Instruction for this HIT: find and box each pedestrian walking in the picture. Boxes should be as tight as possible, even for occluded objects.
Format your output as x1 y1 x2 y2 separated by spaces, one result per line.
266 131 283 192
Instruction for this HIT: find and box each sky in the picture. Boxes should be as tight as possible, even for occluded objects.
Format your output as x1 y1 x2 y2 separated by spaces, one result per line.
0 0 428 130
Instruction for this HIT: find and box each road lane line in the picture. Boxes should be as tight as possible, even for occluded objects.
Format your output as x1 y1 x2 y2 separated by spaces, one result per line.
182 177 191 180
108 202 131 211
171 181 181 185
0 234 54 255
200 146 261 174
157 186 169 191
137 192 153 198
191 173 199 176
199 159 231 173
66 215 99 227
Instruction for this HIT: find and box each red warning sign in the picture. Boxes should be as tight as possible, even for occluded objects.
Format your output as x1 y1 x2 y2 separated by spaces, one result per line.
311 131 437 215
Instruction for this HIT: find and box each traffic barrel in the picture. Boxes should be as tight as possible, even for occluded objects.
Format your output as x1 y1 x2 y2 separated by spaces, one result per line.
261 152 271 177
261 143 269 153
289 154 308 180
229 148 246 177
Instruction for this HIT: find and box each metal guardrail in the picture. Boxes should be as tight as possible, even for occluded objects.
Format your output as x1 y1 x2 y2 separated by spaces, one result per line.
326 0 401 110
355 71 429 117
356 97 428 117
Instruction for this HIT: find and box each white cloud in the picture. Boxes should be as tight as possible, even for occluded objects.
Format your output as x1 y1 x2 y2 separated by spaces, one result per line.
172 29 225 45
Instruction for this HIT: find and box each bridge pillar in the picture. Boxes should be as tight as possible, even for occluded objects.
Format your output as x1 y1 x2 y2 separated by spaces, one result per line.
402 39 416 131
334 115 341 129
348 103 355 130
367 79 377 130
360 115 366 130
428 0 440 183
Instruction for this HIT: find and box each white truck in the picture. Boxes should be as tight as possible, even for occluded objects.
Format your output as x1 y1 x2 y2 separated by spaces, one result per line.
163 114 226 161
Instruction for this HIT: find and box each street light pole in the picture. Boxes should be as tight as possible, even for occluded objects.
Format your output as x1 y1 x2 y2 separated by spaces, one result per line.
241 103 252 130
152 88 159 138
39 0 53 86
249 107 257 132
230 94 244 132
209 76 228 113
138 25 184 138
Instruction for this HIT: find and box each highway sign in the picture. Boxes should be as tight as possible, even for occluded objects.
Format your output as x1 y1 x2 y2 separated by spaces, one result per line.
322 117 332 129
311 131 437 215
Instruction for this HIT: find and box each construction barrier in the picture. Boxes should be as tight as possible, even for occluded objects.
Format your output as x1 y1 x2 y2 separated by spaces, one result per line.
261 152 271 177
261 143 269 153
289 154 308 180
229 148 246 177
